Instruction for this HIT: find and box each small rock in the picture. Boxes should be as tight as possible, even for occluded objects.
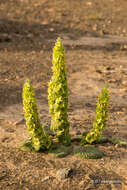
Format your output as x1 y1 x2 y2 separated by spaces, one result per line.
120 45 127 51
115 144 121 148
42 176 51 182
49 28 54 32
93 24 97 31
86 2 92 6
56 168 73 180
1 137 9 142
27 33 33 38
107 20 111 24
76 130 81 135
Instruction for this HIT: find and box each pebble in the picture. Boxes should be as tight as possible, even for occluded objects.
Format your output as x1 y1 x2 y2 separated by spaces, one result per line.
115 144 122 148
86 2 92 6
1 136 10 142
76 130 81 135
41 176 51 182
56 168 73 180
93 24 97 31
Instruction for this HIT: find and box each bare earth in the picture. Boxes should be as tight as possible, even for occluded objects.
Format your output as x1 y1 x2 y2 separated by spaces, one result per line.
0 0 127 189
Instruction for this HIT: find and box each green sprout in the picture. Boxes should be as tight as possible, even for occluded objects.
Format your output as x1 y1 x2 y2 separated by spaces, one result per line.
22 79 52 151
81 84 109 145
48 37 71 146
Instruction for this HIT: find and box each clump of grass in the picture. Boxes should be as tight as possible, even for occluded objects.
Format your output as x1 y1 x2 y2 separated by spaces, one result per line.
48 37 71 146
81 84 109 145
48 144 71 158
22 79 52 152
73 145 103 159
110 138 127 146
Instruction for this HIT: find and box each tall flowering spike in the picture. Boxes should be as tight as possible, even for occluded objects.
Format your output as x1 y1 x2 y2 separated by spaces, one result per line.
48 37 71 146
23 79 52 151
81 84 109 145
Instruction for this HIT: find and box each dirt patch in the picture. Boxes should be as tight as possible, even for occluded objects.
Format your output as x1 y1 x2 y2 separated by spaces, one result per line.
0 0 127 189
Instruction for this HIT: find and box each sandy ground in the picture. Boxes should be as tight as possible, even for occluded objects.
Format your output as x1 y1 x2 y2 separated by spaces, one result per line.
0 0 127 189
